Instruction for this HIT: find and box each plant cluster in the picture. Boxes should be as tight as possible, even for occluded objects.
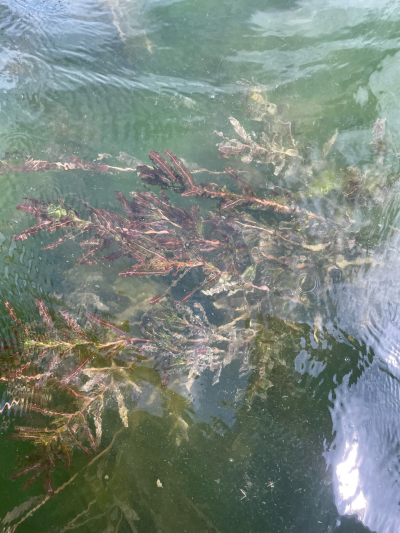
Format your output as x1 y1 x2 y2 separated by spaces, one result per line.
0 86 390 499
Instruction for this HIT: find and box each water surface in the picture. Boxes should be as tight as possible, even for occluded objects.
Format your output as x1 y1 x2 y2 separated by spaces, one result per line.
1 1 400 532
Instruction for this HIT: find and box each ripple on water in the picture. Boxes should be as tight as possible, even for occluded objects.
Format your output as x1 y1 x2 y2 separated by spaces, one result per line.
326 359 400 533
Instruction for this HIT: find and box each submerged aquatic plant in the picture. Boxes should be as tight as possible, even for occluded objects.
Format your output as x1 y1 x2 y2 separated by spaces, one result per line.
12 128 379 315
0 89 390 516
1 298 151 493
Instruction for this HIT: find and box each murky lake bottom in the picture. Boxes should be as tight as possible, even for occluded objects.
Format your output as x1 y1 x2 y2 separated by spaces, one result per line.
1 0 400 532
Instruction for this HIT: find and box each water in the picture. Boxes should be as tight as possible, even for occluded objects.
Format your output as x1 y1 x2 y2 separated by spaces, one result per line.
0 0 400 532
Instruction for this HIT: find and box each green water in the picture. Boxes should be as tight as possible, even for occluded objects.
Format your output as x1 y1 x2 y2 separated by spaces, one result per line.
1 0 400 532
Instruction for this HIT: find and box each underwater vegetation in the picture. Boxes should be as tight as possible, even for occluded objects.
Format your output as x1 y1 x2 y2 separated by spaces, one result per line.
0 83 389 528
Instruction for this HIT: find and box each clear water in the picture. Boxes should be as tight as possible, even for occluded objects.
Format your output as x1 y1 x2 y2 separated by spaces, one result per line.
1 0 400 532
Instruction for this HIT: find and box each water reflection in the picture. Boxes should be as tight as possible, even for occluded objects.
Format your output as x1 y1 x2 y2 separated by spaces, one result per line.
323 222 400 532
327 360 400 533
335 440 368 519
